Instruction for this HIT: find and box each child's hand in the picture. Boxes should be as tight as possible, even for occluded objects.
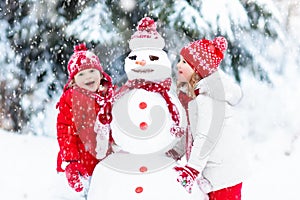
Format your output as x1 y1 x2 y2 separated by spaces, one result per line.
173 165 200 193
65 162 89 192
165 149 182 161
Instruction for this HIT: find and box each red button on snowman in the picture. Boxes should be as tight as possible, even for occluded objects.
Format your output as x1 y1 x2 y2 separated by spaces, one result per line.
88 17 206 200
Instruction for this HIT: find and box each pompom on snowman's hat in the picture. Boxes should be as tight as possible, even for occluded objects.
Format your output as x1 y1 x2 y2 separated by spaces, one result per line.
180 36 228 78
129 17 165 50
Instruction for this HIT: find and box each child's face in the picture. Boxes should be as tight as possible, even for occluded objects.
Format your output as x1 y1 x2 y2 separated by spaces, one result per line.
177 55 194 83
74 68 102 92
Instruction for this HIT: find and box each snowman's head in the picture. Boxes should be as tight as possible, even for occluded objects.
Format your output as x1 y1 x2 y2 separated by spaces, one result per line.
125 17 172 81
125 48 171 81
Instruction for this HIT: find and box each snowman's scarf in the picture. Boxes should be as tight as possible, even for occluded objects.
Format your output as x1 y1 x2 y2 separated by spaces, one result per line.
115 78 184 138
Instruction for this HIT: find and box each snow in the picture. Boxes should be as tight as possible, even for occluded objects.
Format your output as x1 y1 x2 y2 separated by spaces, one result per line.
119 0 136 11
1 67 300 199
1 0 300 199
65 3 119 43
169 1 209 32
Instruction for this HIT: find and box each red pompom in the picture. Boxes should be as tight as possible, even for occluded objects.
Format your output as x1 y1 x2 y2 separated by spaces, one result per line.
137 17 156 31
74 43 88 52
213 36 228 53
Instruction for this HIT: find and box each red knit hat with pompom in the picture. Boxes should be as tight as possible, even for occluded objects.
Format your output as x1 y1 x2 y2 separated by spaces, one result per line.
129 17 165 50
65 43 112 90
180 36 228 78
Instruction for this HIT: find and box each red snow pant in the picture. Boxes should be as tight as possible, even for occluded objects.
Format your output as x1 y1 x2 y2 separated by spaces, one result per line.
208 182 242 200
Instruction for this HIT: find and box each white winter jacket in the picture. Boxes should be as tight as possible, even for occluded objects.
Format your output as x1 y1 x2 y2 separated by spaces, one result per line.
188 70 248 192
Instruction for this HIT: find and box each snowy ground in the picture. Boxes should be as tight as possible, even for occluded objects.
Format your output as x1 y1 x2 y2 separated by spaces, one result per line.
1 70 300 200
1 126 300 200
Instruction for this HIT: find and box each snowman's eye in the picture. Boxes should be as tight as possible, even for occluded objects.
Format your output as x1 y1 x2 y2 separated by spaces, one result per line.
128 55 137 60
149 55 159 61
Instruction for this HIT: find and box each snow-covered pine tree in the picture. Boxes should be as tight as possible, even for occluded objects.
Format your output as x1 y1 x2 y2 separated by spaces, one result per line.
0 19 18 131
1 0 33 132
0 0 297 135
272 0 300 68
0 0 93 134
149 0 289 83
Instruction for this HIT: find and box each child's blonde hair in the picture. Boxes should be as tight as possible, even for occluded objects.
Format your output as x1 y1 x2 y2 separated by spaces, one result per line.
177 72 201 99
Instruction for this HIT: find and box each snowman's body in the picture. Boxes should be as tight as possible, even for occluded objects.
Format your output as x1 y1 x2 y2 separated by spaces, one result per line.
110 88 182 154
87 153 206 200
88 19 206 199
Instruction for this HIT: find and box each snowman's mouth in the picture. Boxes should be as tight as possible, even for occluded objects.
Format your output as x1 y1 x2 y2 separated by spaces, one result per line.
132 69 154 73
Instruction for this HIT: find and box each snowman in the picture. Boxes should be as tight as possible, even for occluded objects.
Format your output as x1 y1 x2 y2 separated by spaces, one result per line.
87 17 206 200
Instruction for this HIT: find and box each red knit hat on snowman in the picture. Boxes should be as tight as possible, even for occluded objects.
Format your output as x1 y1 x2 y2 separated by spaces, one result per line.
129 17 165 50
180 36 228 78
64 43 112 91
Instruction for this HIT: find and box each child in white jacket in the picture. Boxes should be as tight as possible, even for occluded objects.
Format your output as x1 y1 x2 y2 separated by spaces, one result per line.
174 36 249 200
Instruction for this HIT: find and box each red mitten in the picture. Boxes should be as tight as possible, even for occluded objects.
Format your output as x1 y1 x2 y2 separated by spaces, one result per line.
174 165 200 193
65 162 89 192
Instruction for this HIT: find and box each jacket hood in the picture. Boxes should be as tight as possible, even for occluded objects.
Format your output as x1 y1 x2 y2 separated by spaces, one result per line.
195 70 243 106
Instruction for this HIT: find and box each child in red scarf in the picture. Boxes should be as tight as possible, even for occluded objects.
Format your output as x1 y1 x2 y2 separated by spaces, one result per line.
56 43 114 193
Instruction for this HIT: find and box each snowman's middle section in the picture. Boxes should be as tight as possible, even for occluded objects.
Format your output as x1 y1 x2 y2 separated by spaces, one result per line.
111 88 182 155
